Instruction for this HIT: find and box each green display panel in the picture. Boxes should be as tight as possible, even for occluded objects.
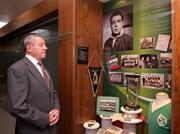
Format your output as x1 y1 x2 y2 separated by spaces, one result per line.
103 0 172 122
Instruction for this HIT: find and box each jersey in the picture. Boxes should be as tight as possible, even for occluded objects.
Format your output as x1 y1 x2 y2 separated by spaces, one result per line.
148 102 171 134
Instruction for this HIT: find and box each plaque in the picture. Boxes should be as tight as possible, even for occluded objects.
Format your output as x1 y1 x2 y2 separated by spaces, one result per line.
77 46 88 64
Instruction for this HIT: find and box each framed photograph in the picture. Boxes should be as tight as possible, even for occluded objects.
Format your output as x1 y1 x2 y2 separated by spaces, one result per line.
77 46 88 64
103 5 133 52
109 72 123 84
108 54 121 71
140 37 154 49
121 54 138 68
160 53 172 68
155 34 171 52
164 74 172 90
96 96 119 116
141 73 164 89
139 54 158 69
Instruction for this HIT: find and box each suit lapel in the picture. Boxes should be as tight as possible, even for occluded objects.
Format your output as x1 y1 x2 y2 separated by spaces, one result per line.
22 57 50 92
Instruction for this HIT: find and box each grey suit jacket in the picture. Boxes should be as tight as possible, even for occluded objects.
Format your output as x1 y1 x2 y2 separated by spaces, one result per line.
7 57 60 134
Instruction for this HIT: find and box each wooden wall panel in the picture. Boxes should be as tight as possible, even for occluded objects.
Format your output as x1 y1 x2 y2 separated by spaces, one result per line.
172 0 180 133
58 0 103 133
58 0 75 133
74 0 103 133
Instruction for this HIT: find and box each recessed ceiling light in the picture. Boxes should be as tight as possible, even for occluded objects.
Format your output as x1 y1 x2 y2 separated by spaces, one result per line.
0 21 8 28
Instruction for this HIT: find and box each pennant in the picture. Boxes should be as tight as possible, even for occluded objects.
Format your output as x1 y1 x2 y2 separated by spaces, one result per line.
88 67 102 97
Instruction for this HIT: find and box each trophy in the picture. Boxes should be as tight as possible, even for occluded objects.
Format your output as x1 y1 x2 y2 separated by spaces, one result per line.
124 74 140 111
120 74 142 133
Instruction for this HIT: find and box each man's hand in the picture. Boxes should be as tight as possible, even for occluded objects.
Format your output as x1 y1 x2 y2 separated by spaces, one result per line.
48 109 60 126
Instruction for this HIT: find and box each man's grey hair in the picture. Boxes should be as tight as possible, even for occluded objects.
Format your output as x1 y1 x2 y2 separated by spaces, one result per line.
21 33 44 53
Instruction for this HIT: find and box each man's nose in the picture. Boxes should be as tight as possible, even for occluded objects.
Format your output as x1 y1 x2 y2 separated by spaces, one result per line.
115 22 118 26
44 45 48 50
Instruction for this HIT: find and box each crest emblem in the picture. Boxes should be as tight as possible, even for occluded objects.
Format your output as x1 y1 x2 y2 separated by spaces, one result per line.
157 113 168 127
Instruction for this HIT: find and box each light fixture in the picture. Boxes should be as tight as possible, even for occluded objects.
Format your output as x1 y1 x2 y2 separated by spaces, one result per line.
0 21 8 28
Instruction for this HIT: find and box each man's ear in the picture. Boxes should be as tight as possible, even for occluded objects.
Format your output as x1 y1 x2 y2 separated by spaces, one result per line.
26 44 32 52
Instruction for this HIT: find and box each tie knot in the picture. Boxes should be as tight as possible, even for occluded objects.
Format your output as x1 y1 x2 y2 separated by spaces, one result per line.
38 61 42 66
38 61 44 68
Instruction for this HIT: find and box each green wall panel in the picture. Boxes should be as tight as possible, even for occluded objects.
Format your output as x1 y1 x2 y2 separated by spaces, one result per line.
103 0 172 133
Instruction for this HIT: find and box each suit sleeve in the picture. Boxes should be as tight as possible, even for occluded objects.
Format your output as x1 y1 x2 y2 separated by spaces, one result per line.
7 67 49 128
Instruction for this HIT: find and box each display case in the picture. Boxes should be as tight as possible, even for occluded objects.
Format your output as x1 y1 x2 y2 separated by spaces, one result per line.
103 0 173 133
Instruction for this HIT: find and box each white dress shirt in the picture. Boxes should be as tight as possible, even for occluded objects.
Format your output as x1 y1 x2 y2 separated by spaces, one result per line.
26 55 44 77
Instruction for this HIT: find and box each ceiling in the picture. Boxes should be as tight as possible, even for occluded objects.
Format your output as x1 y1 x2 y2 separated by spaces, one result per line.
0 0 111 29
0 0 42 28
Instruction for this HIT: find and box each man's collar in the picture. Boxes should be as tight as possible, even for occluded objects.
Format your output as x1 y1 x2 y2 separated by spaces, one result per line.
26 55 39 65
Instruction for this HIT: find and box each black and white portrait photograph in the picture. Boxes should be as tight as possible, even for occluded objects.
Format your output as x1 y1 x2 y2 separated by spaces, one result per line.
103 5 133 53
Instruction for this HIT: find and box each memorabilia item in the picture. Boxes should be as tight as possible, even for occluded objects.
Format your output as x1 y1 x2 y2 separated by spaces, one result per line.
125 73 140 110
83 120 100 134
108 54 121 71
96 96 119 116
155 34 171 52
87 120 96 127
140 37 154 49
164 74 172 90
88 50 102 97
109 72 123 84
139 54 158 69
88 67 102 97
141 73 164 89
160 53 172 68
148 92 171 134
121 54 138 68
103 5 133 53
77 46 88 64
